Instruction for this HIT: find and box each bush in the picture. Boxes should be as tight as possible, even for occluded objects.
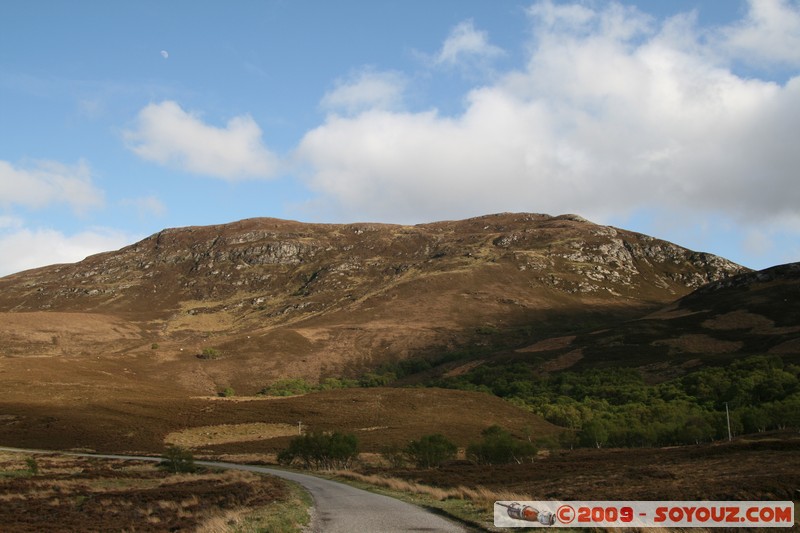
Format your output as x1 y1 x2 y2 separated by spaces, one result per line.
359 372 396 388
197 347 221 360
25 457 39 475
160 446 196 473
278 431 359 470
219 387 235 397
406 434 457 468
467 425 538 464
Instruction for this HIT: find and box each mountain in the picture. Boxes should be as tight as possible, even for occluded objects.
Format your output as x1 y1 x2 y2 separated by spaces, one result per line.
0 213 747 396
501 261 800 379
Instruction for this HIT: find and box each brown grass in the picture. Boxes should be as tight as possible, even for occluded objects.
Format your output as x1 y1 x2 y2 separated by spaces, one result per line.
331 470 532 513
654 334 742 354
0 387 560 455
0 453 291 532
165 422 299 448
515 335 576 353
538 348 584 371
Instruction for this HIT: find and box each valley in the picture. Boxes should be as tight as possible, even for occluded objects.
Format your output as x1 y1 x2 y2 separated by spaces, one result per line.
0 213 797 530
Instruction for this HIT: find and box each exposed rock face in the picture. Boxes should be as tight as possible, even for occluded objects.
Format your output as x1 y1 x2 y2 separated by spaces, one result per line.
0 213 747 316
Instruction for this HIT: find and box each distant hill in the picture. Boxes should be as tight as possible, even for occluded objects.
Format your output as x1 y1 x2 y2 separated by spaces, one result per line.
496 262 800 380
0 213 747 396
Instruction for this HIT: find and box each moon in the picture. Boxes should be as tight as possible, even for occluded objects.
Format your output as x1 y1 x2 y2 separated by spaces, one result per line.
160 50 169 59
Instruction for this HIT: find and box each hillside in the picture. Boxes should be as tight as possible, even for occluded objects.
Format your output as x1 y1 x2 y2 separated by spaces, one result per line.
491 261 800 379
0 212 746 397
0 387 559 454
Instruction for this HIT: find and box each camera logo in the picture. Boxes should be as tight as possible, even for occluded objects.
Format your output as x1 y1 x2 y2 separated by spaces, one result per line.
497 502 557 526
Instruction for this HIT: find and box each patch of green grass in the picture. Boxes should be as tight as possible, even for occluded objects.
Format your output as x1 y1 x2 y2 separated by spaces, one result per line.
0 469 31 479
234 479 312 533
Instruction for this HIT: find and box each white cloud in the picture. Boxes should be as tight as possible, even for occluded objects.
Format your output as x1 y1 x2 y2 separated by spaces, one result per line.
124 100 279 180
718 0 800 68
321 70 407 115
296 1 800 231
435 19 504 66
0 225 135 277
0 159 104 213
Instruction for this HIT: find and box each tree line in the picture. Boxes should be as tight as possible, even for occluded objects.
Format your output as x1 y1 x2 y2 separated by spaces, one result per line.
435 355 800 447
277 425 539 470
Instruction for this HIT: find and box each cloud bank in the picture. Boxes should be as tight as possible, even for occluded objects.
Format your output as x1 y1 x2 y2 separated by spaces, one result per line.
0 221 134 277
718 0 800 68
0 159 104 213
295 0 800 229
124 101 278 180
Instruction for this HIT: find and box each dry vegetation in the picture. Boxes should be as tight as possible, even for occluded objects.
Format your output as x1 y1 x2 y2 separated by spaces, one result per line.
0 388 559 455
0 216 797 531
318 434 800 531
0 451 307 533
0 213 746 397
359 435 800 502
165 423 299 448
332 469 531 513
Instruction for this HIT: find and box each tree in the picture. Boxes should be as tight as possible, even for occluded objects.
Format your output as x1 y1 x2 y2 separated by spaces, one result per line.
160 446 196 473
579 419 609 448
467 426 538 464
406 434 457 468
278 431 359 470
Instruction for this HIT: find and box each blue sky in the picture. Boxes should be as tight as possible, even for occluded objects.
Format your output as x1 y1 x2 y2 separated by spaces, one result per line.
1 0 799 276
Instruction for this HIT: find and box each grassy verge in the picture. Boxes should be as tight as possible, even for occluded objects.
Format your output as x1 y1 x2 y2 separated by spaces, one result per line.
319 469 528 532
228 479 312 533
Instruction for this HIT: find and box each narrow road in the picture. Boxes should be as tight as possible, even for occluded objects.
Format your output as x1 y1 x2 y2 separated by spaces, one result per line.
0 446 469 532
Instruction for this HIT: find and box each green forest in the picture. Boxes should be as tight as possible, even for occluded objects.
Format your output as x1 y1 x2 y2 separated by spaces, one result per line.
434 355 800 447
259 353 800 449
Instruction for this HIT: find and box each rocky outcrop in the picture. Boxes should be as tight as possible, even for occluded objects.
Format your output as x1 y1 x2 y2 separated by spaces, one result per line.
0 213 748 316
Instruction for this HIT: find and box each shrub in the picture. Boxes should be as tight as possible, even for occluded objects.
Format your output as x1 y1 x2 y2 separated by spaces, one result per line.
25 457 39 475
467 425 538 464
160 446 196 473
359 372 396 388
219 387 235 397
278 431 359 470
406 434 457 468
197 347 221 360
318 377 359 390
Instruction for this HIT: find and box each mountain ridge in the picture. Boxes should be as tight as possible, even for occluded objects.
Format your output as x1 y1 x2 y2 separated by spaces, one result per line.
0 212 748 395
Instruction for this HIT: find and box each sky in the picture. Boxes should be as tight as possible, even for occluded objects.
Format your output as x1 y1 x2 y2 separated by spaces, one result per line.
1 0 799 277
